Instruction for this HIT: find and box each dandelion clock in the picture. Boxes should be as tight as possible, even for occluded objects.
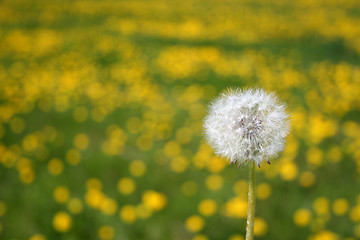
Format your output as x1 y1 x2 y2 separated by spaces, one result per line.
204 88 290 240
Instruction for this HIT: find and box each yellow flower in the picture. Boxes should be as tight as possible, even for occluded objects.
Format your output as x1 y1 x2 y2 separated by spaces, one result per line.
67 198 83 214
280 162 298 181
86 178 102 190
185 215 205 233
313 197 329 215
224 197 248 218
29 234 46 240
192 234 208 240
313 231 339 240
163 141 181 157
53 212 72 232
254 217 268 236
73 106 88 122
0 202 6 216
98 226 115 240
170 156 189 173
73 133 89 150
129 160 146 177
299 171 316 188
47 158 63 176
205 174 223 191
120 205 136 223
53 186 70 203
100 198 118 215
142 190 167 211
293 208 312 227
117 178 135 195
332 198 349 216
198 199 217 216
65 149 81 165
229 235 244 240
349 205 360 222
256 183 272 200
9 117 25 134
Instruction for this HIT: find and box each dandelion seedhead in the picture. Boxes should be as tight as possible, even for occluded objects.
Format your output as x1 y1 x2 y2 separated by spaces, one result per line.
204 88 290 167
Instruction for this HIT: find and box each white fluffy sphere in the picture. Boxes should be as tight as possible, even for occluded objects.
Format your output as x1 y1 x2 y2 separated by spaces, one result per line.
204 88 290 167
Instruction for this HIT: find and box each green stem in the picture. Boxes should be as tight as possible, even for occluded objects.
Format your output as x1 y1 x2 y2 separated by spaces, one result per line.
246 161 256 240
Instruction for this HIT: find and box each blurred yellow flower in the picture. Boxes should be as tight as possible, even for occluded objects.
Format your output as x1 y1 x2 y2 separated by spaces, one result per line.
293 208 312 227
233 180 248 198
73 106 88 123
164 141 181 157
207 156 226 173
185 215 205 233
142 190 167 211
86 178 102 190
170 156 189 173
117 177 135 195
176 127 193 144
85 189 104 209
67 198 83 214
47 158 63 176
327 147 342 163
198 199 217 216
229 234 245 240
254 217 268 236
313 197 329 216
332 198 349 216
19 165 35 184
205 174 223 191
129 160 146 177
135 204 153 219
53 186 70 203
256 183 272 200
65 149 81 165
192 234 208 240
349 205 360 222
91 108 106 122
136 135 153 152
355 224 360 238
343 121 358 137
9 117 25 134
224 197 248 218
299 171 316 188
280 162 298 181
100 198 118 215
73 133 89 150
53 212 72 232
0 202 6 216
313 231 339 240
98 226 115 240
29 234 46 240
126 117 141 134
0 125 4 139
306 148 323 167
308 114 338 144
22 134 39 152
120 205 136 223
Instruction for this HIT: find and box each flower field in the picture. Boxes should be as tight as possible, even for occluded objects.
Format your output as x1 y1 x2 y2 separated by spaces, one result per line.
0 0 360 239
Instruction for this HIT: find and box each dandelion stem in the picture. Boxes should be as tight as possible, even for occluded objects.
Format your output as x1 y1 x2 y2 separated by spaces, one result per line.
246 161 256 240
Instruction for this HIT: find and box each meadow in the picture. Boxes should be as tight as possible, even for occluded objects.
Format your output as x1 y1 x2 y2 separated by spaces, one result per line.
0 0 360 239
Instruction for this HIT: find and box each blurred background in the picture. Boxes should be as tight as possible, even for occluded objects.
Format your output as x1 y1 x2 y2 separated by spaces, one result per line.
0 0 360 239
